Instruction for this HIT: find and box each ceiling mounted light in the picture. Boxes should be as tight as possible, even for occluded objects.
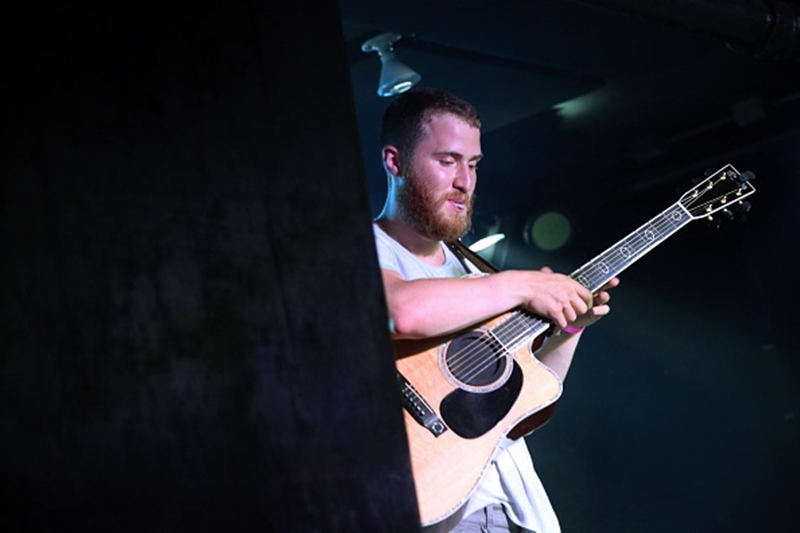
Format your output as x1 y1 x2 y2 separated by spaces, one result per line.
361 32 421 97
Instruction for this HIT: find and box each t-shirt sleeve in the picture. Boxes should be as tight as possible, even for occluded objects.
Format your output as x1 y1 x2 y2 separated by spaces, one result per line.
373 228 403 275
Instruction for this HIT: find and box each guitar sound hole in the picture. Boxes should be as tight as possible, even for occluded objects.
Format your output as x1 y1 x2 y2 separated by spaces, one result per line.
446 332 507 387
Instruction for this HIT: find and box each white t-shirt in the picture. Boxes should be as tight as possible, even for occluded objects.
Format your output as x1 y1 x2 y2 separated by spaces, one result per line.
373 223 561 533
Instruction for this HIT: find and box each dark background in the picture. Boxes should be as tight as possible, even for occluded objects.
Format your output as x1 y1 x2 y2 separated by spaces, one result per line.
341 0 799 531
2 2 419 531
1 1 798 532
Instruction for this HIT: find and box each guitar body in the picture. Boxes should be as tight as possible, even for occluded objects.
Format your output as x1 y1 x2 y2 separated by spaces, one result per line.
395 312 562 525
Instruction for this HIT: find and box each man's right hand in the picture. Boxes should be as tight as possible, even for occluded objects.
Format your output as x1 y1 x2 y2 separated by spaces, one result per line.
502 267 593 330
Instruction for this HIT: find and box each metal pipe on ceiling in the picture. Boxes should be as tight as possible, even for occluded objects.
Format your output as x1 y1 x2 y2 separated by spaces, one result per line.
570 0 800 59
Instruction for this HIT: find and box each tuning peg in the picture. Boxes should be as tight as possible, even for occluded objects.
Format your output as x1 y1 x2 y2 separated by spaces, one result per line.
707 207 741 228
738 200 752 213
707 215 723 229
703 168 717 177
740 170 756 182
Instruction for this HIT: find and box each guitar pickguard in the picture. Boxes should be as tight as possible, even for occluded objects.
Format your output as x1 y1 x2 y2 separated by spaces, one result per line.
439 362 523 439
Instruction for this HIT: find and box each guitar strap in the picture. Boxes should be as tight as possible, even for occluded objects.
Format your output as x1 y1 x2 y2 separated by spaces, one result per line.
445 240 500 275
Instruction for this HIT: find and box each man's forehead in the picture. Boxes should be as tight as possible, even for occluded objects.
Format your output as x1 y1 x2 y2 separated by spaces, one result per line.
422 112 480 137
420 113 481 151
424 111 476 127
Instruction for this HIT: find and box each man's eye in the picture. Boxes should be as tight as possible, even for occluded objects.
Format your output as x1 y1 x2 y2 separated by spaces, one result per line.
440 159 455 166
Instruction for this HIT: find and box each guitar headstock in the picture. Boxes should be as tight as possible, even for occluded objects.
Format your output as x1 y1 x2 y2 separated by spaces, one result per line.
679 164 756 223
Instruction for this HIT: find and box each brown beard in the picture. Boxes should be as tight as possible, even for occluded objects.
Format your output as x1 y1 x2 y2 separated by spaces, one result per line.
398 168 474 242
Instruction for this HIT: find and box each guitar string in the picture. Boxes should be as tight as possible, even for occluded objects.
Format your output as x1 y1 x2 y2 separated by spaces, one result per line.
447 211 689 383
447 212 685 381
447 182 744 382
448 225 674 382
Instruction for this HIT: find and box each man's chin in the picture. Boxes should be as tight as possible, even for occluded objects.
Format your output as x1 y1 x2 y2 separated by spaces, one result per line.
430 218 471 242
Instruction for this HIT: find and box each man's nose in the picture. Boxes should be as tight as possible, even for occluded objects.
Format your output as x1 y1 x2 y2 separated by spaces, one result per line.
452 162 473 192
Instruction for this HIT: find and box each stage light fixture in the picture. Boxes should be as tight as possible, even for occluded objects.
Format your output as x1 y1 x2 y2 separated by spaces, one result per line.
361 32 421 97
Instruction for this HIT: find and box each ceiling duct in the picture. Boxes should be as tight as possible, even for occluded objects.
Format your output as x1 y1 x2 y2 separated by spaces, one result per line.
570 0 800 59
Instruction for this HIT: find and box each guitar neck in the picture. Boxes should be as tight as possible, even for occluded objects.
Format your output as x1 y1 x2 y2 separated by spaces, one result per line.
490 163 756 347
497 201 692 347
571 202 691 292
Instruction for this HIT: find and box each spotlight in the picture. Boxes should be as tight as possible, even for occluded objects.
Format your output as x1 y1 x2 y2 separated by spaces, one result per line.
361 32 421 97
524 212 571 251
469 233 506 252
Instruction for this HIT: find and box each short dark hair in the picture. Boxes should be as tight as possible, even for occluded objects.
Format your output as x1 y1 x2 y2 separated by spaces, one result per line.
379 87 481 170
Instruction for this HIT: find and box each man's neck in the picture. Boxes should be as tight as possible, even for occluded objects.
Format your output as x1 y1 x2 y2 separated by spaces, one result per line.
375 216 446 266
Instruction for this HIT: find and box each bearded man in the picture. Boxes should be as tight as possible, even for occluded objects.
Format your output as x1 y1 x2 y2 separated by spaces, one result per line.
372 87 618 533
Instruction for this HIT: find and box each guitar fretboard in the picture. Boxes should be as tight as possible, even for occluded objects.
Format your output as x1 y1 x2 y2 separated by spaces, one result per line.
571 204 691 292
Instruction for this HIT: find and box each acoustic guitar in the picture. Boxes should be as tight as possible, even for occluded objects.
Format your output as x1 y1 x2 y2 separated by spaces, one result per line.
395 164 756 525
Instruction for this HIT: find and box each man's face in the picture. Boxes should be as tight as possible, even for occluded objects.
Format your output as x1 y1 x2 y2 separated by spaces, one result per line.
398 113 482 242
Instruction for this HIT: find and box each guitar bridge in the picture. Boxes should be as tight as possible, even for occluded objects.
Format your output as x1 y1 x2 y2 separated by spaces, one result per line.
397 371 448 437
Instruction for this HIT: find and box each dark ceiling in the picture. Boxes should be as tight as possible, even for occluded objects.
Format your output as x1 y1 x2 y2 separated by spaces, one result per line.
338 2 800 530
338 0 800 329
339 0 799 252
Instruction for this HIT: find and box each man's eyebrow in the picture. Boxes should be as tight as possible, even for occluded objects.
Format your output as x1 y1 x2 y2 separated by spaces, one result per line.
433 151 483 161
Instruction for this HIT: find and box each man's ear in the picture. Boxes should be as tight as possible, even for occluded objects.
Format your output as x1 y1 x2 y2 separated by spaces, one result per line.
382 145 402 177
